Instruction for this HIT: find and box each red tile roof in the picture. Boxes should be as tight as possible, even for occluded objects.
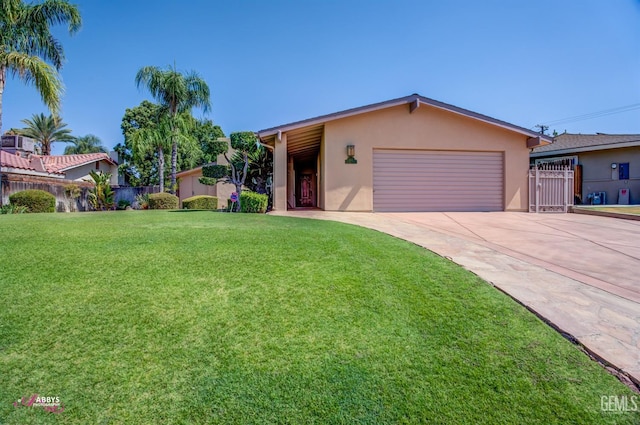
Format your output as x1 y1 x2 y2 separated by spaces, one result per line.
0 151 115 175
41 153 116 173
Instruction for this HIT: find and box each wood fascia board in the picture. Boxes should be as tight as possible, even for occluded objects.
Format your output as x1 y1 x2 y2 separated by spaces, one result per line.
257 94 551 142
527 136 542 148
410 99 420 113
0 167 65 178
257 99 409 138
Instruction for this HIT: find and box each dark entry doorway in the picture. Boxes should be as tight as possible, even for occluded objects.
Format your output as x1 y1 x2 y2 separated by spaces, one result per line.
294 160 317 208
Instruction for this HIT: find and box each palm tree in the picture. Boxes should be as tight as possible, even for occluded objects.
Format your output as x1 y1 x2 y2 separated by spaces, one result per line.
0 0 82 133
135 64 210 193
64 134 107 155
19 113 73 155
130 112 193 192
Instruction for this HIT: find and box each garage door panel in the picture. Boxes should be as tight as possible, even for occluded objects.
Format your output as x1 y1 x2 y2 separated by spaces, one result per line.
373 149 504 212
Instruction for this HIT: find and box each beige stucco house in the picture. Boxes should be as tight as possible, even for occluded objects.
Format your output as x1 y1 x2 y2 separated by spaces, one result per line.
176 165 236 209
258 94 552 212
176 144 236 209
531 133 640 205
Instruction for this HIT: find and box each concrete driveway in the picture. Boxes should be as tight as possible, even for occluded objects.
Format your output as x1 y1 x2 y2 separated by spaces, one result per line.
271 210 640 387
385 212 640 303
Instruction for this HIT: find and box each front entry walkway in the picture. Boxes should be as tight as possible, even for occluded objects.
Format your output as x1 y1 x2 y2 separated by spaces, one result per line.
269 210 640 387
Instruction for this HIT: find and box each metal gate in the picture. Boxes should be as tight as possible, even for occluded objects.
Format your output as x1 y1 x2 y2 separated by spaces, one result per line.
529 165 574 213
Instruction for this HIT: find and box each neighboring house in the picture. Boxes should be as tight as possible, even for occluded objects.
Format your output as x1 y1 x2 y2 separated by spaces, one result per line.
1 137 118 207
257 93 552 212
0 150 118 184
176 146 235 209
530 133 640 205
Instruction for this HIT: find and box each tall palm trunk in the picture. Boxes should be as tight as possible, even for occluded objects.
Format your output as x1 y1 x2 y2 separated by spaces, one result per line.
0 66 5 206
157 146 165 193
170 133 177 194
41 140 51 155
169 107 177 194
0 66 6 133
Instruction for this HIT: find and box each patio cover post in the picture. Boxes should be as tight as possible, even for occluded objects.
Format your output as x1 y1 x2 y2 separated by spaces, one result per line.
273 132 287 211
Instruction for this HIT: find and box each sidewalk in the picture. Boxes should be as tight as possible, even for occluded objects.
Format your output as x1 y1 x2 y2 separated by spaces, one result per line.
270 210 640 388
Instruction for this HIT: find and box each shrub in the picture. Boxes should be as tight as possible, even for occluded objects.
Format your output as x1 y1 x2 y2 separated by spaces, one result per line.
87 171 115 211
198 177 218 186
183 195 218 210
240 191 268 213
64 184 81 212
0 203 28 214
135 193 150 210
9 190 56 213
148 193 179 210
117 199 131 210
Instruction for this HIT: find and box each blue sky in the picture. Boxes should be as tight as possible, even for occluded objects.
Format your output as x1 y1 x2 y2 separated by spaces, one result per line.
3 0 640 154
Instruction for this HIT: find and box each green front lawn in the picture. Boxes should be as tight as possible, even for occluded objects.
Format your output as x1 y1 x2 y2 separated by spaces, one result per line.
581 206 640 216
0 211 637 424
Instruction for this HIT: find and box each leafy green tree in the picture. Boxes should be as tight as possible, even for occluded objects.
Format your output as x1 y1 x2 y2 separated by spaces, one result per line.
64 134 107 154
129 112 193 192
192 118 226 164
202 131 257 212
135 65 211 193
18 113 73 155
117 100 163 186
0 0 81 133
118 101 222 187
129 115 171 192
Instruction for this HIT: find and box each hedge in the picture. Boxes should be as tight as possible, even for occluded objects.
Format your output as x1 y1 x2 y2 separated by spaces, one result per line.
9 189 56 213
183 195 218 210
148 193 179 210
240 191 268 213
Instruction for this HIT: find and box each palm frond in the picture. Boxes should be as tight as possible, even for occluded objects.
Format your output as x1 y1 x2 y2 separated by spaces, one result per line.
18 112 72 155
2 51 63 113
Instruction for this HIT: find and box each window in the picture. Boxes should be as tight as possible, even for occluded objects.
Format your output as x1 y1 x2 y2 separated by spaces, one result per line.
619 162 629 180
95 162 100 170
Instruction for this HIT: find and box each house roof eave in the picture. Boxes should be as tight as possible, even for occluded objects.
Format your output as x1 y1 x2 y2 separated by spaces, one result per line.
0 166 65 178
257 94 552 143
56 156 118 172
530 140 640 157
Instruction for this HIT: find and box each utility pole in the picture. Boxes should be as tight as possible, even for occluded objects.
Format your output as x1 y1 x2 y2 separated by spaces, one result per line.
535 124 549 135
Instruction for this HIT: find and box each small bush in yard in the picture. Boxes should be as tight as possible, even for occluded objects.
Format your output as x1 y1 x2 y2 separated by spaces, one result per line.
135 193 150 209
148 193 179 210
240 191 268 213
0 203 28 214
183 195 218 210
9 190 56 213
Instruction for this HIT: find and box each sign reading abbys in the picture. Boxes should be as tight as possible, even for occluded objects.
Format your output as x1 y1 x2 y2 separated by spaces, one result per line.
14 393 64 414
230 192 239 202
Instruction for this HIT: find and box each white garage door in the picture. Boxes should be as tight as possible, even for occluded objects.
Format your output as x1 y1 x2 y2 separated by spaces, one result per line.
373 149 504 212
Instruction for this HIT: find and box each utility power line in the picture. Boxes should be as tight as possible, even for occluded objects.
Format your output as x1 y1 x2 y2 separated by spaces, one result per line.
534 102 640 128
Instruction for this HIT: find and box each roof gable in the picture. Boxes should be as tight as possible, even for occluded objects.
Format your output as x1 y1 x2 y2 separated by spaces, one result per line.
41 153 116 173
258 94 552 143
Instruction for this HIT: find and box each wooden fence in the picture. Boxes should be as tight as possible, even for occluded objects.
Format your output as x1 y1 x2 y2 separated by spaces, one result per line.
529 165 574 213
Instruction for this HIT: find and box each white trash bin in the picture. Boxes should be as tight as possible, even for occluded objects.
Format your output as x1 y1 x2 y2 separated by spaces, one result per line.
618 188 630 205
